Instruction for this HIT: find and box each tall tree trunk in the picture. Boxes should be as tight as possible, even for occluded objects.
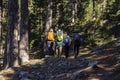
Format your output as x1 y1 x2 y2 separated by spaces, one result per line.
20 0 29 64
3 0 19 68
0 0 2 55
44 0 53 53
92 0 96 20
56 0 64 29
71 0 77 30
59 0 64 28
56 0 60 29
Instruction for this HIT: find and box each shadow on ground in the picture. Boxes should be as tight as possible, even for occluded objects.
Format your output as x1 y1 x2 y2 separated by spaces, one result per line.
0 38 120 80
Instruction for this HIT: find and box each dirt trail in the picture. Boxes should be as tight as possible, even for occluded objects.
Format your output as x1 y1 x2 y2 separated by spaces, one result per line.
0 38 120 80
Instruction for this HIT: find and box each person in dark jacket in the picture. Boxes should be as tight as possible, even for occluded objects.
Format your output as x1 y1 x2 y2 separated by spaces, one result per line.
72 31 82 59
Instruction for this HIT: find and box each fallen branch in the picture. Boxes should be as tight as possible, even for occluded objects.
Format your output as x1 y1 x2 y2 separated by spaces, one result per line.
70 61 98 80
70 66 92 80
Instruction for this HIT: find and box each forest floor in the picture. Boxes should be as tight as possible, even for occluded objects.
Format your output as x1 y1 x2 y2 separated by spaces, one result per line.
0 38 120 80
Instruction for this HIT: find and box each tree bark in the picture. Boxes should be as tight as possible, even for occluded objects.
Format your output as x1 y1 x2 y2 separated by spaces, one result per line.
56 1 60 29
44 0 53 53
71 0 77 30
56 0 64 29
0 0 2 55
3 0 19 68
20 0 29 64
92 0 96 20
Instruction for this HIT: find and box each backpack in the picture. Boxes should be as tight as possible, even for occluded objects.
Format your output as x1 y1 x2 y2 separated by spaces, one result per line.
47 31 54 41
57 30 63 41
74 34 81 46
75 34 79 41
64 35 70 45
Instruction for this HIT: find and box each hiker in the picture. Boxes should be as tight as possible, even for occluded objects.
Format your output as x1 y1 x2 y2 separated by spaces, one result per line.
72 31 82 59
63 32 71 58
47 28 55 56
56 29 64 57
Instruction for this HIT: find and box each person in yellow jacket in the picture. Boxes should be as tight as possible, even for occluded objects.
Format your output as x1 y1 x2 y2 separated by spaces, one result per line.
47 28 55 56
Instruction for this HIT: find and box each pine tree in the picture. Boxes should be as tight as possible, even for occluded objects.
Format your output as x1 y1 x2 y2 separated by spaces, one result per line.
19 0 29 64
3 0 19 68
0 0 2 55
44 0 53 53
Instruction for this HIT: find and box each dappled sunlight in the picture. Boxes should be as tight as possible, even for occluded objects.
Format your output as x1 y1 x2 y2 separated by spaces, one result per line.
89 78 100 80
0 50 120 80
0 68 15 80
1 0 120 79
86 53 115 60
0 38 120 80
97 64 116 71
0 58 46 80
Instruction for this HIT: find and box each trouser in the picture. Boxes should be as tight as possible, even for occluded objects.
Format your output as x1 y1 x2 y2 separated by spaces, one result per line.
73 44 80 58
47 41 55 55
64 45 70 58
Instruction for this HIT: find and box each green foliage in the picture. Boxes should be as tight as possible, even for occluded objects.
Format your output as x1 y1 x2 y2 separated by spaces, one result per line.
2 0 119 56
1 0 8 47
28 0 47 51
